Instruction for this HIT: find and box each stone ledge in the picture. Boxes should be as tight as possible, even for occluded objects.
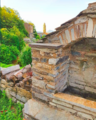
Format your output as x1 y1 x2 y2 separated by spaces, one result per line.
29 43 62 49
53 93 96 113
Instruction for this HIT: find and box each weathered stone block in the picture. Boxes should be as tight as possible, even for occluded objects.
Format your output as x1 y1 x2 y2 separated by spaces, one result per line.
56 56 69 65
54 66 60 70
59 85 67 92
21 97 27 103
12 97 16 102
0 84 6 89
69 78 86 85
52 99 72 108
48 73 59 77
8 82 14 87
17 87 32 98
43 92 53 98
49 58 59 65
41 58 47 63
32 77 46 89
77 112 93 120
36 63 52 70
16 94 22 101
32 72 43 80
32 86 43 94
85 86 96 93
60 60 69 67
10 91 16 97
69 73 84 82
5 88 12 99
56 104 77 114
32 57 39 62
73 106 96 116
69 82 85 90
70 64 80 69
32 68 48 75
46 87 55 93
49 102 56 107
33 92 48 102
47 84 55 89
1 79 7 85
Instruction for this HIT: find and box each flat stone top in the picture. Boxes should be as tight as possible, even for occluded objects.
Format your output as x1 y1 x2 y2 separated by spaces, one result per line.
54 93 96 110
29 43 63 49
24 99 82 120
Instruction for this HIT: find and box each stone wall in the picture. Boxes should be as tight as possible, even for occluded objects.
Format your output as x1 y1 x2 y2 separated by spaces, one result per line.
30 40 96 102
0 79 32 104
68 38 96 95
29 43 70 102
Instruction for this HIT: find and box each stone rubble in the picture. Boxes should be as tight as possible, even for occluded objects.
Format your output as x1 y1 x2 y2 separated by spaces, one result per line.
0 64 32 103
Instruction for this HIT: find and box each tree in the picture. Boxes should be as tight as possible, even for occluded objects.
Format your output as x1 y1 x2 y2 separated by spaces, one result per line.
0 6 28 37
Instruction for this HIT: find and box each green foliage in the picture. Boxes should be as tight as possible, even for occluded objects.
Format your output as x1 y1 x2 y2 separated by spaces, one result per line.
0 6 28 37
0 90 23 120
0 62 13 68
0 44 19 64
0 26 25 51
0 28 20 50
9 26 25 50
0 62 23 69
18 46 32 66
33 26 41 40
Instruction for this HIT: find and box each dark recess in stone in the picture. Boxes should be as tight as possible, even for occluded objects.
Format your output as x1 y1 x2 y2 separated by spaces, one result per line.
63 86 96 102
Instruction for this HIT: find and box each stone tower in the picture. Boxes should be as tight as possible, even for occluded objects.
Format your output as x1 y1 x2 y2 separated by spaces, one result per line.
43 23 46 34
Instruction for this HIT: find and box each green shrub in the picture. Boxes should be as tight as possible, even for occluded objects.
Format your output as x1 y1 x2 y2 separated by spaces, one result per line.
1 6 28 37
0 28 20 50
18 46 32 66
0 44 19 64
0 28 25 51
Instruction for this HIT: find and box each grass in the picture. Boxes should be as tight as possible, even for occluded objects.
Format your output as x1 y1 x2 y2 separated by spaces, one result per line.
0 90 24 120
0 62 23 69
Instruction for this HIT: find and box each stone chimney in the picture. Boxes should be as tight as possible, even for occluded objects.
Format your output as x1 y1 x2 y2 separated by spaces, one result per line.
87 2 96 9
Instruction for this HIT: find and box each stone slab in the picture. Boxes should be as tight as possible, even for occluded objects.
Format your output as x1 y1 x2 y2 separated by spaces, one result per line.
29 43 62 49
73 106 96 116
77 112 93 120
56 104 76 114
53 93 96 113
2 65 20 75
23 99 83 120
52 99 72 108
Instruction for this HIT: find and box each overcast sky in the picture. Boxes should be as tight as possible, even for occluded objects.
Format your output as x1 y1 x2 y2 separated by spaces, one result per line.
1 0 96 32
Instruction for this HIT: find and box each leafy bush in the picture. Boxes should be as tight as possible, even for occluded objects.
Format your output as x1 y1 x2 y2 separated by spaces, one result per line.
1 6 28 37
0 27 25 51
0 90 23 120
0 28 20 50
18 46 32 66
10 26 25 50
0 44 19 64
